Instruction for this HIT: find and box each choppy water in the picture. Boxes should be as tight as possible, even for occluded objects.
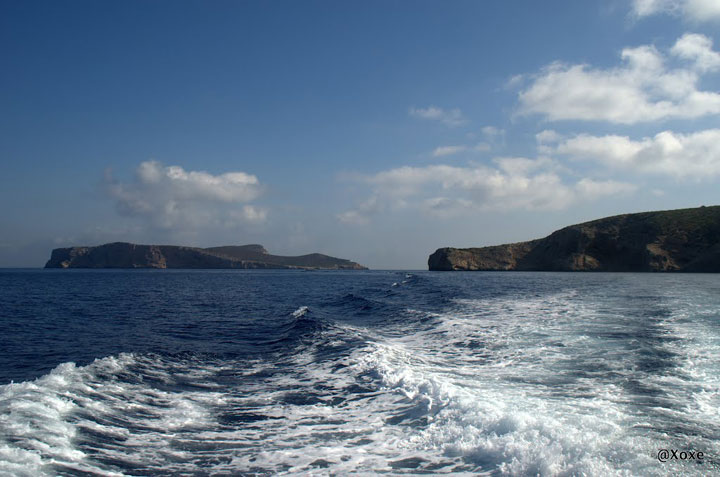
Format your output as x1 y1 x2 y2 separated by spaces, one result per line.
1 269 719 476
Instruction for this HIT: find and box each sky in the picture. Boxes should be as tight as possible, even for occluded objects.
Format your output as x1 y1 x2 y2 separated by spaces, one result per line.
1 0 720 269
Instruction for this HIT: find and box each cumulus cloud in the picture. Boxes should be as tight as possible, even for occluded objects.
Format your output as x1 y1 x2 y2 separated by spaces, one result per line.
472 142 492 152
433 145 468 157
671 33 720 71
554 129 720 179
632 0 673 16
336 196 380 225
494 156 564 176
535 129 563 154
421 197 475 216
517 34 720 123
536 130 562 144
574 178 638 199
431 143 490 157
106 160 266 229
337 160 635 223
478 126 505 148
229 205 268 224
632 0 720 22
481 126 504 138
134 160 261 202
409 106 468 126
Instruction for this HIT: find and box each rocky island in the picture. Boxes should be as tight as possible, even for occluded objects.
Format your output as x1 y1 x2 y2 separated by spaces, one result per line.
45 243 368 270
429 206 720 272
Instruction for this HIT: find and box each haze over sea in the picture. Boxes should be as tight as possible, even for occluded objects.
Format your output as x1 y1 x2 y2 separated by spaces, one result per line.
1 269 718 475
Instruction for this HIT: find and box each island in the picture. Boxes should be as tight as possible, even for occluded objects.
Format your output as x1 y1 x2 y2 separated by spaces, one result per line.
45 243 368 270
428 205 720 272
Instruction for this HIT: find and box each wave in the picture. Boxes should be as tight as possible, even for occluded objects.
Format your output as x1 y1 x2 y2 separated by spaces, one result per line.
2 274 719 475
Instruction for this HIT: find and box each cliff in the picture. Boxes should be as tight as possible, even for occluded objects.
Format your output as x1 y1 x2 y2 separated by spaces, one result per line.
428 206 720 272
45 243 368 270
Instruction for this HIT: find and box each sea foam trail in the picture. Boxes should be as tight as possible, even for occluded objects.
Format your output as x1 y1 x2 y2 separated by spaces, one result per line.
342 292 644 476
0 354 227 476
1 273 719 475
0 356 131 476
364 288 720 476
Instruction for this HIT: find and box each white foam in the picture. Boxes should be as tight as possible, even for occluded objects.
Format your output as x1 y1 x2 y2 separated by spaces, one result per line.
2 284 719 475
335 289 719 476
0 358 129 476
0 354 229 476
292 306 309 318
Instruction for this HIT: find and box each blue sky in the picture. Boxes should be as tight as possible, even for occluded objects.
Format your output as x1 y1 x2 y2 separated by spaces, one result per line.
1 0 720 268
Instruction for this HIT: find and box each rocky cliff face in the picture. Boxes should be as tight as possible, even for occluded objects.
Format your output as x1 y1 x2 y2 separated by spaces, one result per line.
429 206 720 272
45 243 368 270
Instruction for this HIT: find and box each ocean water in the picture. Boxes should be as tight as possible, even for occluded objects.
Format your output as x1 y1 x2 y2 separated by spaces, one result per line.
0 270 719 476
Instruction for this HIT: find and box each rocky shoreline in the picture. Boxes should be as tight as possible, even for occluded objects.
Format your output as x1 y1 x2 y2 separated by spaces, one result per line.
429 206 720 272
45 243 368 270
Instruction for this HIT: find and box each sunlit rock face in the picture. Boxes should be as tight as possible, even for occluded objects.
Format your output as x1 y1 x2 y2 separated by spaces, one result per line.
429 206 720 272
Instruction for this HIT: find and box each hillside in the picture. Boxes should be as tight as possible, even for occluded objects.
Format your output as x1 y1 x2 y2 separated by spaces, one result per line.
428 206 720 272
45 243 368 270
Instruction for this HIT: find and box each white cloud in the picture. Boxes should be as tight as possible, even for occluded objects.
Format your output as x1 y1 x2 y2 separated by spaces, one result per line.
554 128 720 179
432 143 490 157
472 142 492 152
556 134 645 164
536 130 562 144
517 34 720 123
421 197 474 217
687 0 720 20
232 205 268 224
409 106 468 126
671 33 720 71
478 126 505 149
135 160 261 202
632 0 672 16
336 195 381 225
337 160 635 223
336 210 370 225
106 160 266 229
574 178 638 199
536 130 564 155
481 126 504 138
433 145 468 157
632 0 720 22
505 74 526 90
494 156 561 176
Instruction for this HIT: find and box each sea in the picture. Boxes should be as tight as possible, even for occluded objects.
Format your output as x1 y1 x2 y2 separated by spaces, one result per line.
0 269 719 476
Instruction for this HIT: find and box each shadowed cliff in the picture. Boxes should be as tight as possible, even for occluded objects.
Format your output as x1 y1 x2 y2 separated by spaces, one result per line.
429 206 720 272
45 243 368 270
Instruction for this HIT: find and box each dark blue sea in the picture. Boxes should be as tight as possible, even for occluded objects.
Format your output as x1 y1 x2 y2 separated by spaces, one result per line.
1 270 719 476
